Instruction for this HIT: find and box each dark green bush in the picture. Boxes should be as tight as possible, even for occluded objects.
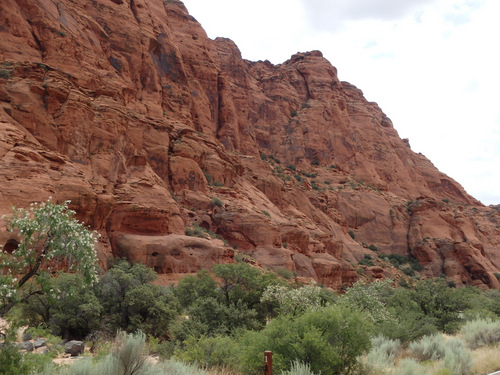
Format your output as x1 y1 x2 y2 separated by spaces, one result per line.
0 69 11 79
98 261 179 337
211 197 223 207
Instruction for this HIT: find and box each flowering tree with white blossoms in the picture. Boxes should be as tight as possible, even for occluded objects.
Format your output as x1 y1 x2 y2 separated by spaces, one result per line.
0 199 98 318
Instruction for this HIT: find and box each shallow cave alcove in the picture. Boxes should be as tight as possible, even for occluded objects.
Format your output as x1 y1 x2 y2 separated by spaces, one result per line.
3 239 19 254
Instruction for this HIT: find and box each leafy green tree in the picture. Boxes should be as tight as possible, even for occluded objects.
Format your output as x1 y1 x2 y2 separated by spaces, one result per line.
213 262 281 322
409 278 471 333
21 273 102 340
170 297 259 343
98 260 179 337
383 287 438 342
174 270 218 309
0 200 98 318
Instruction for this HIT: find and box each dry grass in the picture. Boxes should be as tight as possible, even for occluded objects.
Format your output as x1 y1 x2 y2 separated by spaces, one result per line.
470 343 500 375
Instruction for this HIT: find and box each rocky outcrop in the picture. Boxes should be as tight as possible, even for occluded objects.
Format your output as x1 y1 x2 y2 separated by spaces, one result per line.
1 0 499 288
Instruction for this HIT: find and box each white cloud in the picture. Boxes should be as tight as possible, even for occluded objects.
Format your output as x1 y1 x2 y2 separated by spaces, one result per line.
298 0 437 31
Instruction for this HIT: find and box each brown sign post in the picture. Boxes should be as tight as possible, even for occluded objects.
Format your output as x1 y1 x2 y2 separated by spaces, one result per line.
264 351 273 375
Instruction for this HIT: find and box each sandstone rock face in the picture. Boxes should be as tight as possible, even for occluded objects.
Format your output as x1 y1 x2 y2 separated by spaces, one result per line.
1 0 499 288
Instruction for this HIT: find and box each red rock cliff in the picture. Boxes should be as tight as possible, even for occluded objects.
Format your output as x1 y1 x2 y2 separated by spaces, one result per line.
1 0 499 288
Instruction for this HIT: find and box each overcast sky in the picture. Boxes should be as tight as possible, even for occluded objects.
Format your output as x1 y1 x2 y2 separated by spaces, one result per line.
182 0 500 205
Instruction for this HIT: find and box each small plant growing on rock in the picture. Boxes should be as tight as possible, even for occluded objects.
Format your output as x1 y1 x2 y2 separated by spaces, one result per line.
211 197 223 207
185 224 207 238
0 69 11 79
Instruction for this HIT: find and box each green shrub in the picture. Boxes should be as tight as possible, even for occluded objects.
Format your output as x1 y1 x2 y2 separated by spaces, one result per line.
287 164 296 171
269 155 281 164
211 197 223 207
367 244 378 252
348 230 355 239
409 334 446 361
443 338 472 375
236 304 372 375
0 69 11 79
185 224 207 237
262 210 271 217
386 254 408 267
311 158 320 166
0 343 53 375
358 254 375 267
494 272 500 281
173 335 237 369
290 110 298 117
260 153 268 161
275 268 294 279
461 318 500 349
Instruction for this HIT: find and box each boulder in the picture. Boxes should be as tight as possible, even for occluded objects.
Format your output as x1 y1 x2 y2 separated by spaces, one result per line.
65 341 85 356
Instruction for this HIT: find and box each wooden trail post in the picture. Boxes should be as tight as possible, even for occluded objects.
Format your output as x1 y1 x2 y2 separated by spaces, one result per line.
264 351 273 375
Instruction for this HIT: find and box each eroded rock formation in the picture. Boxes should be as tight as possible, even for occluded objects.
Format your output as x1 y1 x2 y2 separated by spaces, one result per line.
1 0 499 288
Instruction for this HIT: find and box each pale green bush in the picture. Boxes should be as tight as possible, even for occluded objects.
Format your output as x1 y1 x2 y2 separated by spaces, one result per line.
461 318 500 349
409 334 446 361
281 360 320 375
366 335 400 368
443 338 472 375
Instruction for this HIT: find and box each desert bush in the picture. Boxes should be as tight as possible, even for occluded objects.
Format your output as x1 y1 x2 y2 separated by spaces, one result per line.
443 338 473 375
112 331 149 375
281 360 320 375
461 318 500 349
409 334 446 361
365 335 400 368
